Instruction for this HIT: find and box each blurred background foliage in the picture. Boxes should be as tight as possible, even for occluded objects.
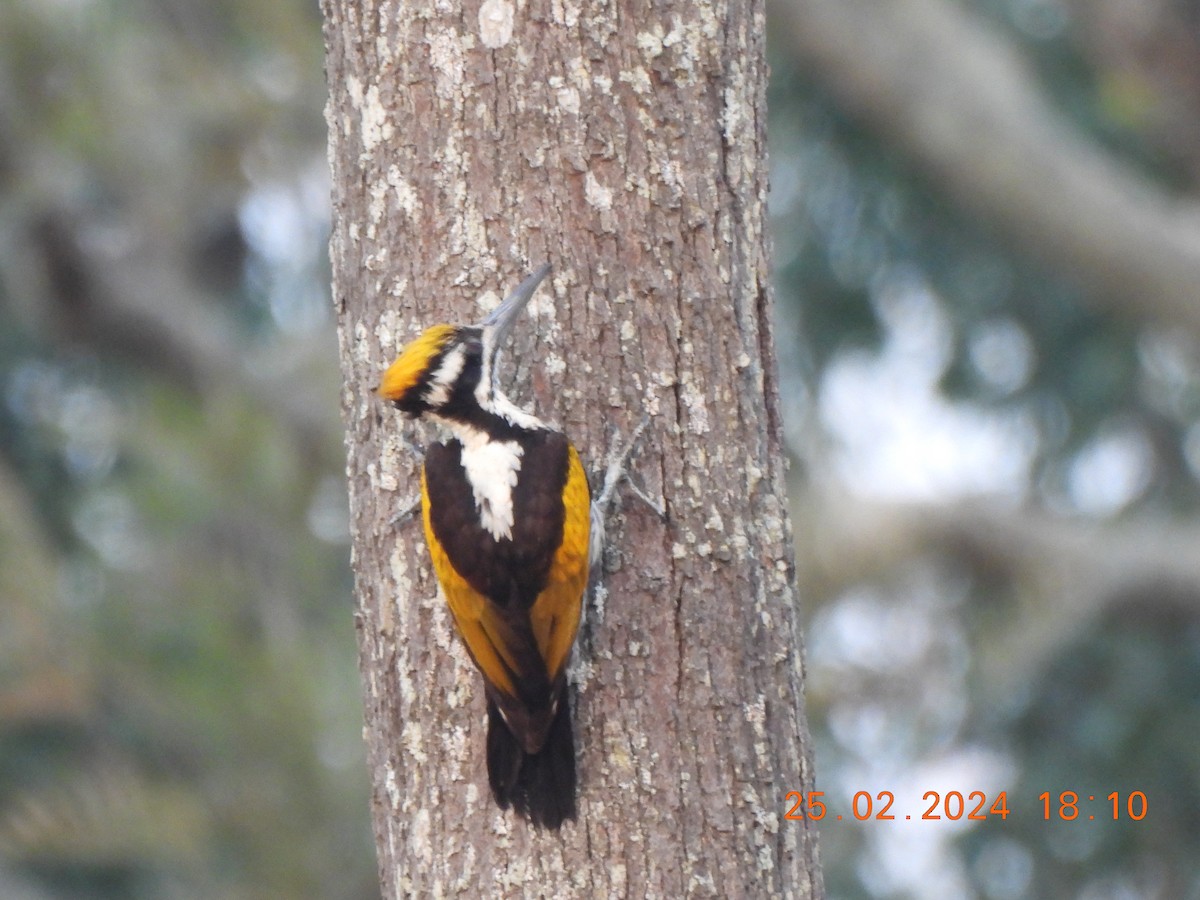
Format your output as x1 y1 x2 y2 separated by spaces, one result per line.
0 0 1196 897
773 1 1200 897
0 0 373 897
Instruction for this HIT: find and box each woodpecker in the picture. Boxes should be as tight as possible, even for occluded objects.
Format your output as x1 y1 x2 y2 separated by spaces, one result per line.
378 264 589 829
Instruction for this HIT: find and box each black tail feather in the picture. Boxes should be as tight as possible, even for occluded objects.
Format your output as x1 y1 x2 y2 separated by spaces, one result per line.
486 697 577 829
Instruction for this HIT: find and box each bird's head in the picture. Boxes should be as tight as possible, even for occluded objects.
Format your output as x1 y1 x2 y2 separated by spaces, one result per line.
379 263 551 422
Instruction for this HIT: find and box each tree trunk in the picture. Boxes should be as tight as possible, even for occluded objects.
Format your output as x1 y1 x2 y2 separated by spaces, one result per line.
321 1 822 895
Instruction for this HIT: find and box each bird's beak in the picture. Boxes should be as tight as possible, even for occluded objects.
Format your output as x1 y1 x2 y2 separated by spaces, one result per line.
481 263 552 346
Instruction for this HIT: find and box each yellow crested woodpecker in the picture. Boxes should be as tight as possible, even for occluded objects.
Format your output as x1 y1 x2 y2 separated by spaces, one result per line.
378 264 621 829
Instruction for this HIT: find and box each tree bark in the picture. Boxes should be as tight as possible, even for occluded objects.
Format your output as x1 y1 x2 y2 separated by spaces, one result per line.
322 1 821 895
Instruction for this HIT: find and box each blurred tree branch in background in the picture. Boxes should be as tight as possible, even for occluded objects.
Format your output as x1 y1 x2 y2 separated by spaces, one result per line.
773 0 1200 337
794 483 1200 694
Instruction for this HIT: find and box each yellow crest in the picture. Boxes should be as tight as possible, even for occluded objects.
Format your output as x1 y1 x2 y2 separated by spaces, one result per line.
379 324 457 401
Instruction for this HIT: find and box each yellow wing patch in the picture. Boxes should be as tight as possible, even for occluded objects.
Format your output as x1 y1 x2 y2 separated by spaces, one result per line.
421 466 521 698
420 445 591 697
379 324 456 401
530 444 590 681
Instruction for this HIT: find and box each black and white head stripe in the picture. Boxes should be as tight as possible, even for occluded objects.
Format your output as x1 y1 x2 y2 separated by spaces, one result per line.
476 263 551 407
424 343 468 407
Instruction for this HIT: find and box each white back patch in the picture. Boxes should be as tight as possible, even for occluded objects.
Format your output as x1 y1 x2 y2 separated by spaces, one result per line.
458 427 524 540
